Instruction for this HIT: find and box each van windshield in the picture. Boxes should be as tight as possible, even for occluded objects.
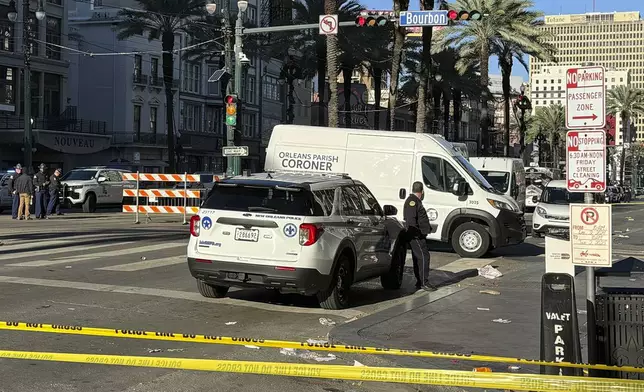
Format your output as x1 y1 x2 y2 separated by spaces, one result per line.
453 156 497 193
541 187 585 205
203 184 319 216
478 171 510 193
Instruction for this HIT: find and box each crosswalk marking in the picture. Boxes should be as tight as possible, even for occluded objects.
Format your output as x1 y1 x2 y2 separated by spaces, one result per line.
1 241 135 260
96 256 185 272
7 242 186 267
0 234 113 252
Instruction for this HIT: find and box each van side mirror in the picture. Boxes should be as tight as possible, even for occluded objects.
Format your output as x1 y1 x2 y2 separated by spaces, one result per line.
383 205 397 216
532 195 539 203
399 188 406 200
451 179 467 196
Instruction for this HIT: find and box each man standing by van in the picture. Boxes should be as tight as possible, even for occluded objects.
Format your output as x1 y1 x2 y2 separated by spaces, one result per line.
403 182 436 292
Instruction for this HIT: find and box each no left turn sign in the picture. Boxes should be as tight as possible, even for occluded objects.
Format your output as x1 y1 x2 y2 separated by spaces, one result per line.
580 207 599 225
319 14 338 35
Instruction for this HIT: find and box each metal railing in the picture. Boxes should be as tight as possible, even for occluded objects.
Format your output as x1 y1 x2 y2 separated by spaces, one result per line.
133 73 148 85
0 116 108 134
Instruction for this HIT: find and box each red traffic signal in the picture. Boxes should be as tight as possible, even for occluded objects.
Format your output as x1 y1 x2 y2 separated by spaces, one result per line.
225 95 237 104
448 9 482 21
355 11 392 27
355 16 366 26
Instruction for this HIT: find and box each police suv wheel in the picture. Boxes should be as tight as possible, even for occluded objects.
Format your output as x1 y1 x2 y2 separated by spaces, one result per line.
83 193 97 213
317 255 352 310
451 222 490 258
196 280 229 298
380 242 405 290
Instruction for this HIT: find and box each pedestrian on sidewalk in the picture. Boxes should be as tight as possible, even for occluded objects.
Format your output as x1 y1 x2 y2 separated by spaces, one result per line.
15 166 34 220
7 163 22 219
33 163 49 219
46 168 63 218
403 181 436 292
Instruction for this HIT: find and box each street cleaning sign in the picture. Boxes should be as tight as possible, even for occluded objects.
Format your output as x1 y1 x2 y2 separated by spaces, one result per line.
565 66 605 129
570 204 612 267
566 130 606 192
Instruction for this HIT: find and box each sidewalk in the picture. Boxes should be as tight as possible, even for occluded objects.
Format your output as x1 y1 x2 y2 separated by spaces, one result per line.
331 260 622 374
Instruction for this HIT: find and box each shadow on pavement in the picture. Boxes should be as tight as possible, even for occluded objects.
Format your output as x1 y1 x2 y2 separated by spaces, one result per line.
490 242 544 258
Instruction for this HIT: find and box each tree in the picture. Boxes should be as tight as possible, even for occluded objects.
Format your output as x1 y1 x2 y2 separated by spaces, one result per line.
439 0 546 155
495 37 555 157
116 0 205 173
389 0 410 131
607 85 644 185
526 104 565 168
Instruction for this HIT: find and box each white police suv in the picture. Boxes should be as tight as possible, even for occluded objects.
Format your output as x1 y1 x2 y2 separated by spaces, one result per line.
187 171 405 310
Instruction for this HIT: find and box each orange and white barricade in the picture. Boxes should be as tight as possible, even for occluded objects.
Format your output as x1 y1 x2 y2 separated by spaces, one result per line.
121 172 218 224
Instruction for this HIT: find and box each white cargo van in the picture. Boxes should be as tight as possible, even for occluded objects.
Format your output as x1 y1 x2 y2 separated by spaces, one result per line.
265 125 526 258
470 158 526 212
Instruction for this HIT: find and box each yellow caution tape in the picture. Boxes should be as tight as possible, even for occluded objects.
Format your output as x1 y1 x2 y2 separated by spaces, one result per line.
1 320 642 374
1 349 643 392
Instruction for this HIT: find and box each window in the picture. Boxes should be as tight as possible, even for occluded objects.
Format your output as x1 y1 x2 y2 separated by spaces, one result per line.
134 55 142 76
263 76 282 101
203 184 319 216
45 17 61 60
477 171 510 193
103 171 122 182
340 186 363 216
181 102 202 132
249 7 257 23
150 58 159 84
150 106 157 134
43 73 60 117
356 185 383 216
420 156 463 193
206 106 222 134
246 76 255 104
0 5 14 52
183 62 201 93
313 189 335 216
133 105 141 137
242 113 256 137
47 0 63 5
0 66 15 109
207 66 220 95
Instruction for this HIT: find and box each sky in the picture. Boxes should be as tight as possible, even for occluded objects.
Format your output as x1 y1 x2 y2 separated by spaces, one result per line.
362 0 644 81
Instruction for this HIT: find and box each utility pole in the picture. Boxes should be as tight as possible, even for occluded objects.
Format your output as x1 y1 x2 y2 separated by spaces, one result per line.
231 1 246 176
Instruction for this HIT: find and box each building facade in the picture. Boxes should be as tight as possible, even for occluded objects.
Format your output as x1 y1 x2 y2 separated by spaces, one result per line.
488 74 524 155
530 11 644 144
0 0 109 171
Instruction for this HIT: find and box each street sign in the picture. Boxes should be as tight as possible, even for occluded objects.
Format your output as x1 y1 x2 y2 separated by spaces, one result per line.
399 10 449 27
565 66 605 129
570 204 612 267
566 130 606 192
319 14 338 35
222 146 249 157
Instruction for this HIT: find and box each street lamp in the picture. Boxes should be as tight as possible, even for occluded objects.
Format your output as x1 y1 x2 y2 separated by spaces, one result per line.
514 83 531 164
205 0 217 15
7 0 45 171
237 0 248 12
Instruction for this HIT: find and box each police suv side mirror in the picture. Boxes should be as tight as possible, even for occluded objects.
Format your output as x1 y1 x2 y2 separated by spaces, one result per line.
97 176 107 183
383 205 397 216
399 188 406 199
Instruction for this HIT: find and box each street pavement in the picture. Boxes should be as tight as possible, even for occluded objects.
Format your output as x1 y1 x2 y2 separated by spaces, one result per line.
0 202 642 391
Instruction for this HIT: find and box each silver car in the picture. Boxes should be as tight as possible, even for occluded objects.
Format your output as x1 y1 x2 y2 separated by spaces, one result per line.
186 171 405 310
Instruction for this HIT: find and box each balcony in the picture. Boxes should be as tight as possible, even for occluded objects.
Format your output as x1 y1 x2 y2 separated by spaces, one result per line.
111 132 167 146
0 116 107 134
133 73 148 86
149 75 163 88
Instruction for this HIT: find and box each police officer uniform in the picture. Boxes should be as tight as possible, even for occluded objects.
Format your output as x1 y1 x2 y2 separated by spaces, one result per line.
7 163 22 220
33 163 49 219
403 189 436 291
46 168 62 217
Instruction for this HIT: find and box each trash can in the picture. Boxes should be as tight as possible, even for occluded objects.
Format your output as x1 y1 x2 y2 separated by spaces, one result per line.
594 257 644 380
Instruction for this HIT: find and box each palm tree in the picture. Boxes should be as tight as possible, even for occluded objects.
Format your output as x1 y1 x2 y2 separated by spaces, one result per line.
526 104 565 168
414 0 435 133
116 0 205 173
495 37 555 157
388 0 410 131
607 85 644 185
325 0 341 127
289 0 362 126
439 0 546 155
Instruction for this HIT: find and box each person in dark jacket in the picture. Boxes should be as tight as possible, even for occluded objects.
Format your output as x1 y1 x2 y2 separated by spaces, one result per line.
33 163 49 219
14 166 34 220
46 168 62 217
7 163 22 220
403 181 436 292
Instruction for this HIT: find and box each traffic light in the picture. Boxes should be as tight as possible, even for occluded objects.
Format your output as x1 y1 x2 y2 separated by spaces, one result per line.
515 94 531 111
355 11 394 27
447 9 482 21
225 95 237 126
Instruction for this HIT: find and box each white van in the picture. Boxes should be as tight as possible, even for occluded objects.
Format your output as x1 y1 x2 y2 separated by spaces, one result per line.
265 125 527 258
470 158 526 212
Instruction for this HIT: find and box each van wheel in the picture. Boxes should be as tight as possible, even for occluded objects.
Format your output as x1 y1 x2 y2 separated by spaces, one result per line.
83 193 96 213
380 242 405 290
196 280 229 298
317 255 352 310
451 222 490 258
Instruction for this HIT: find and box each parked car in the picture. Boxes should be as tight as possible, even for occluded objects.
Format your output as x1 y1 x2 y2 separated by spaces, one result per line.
532 180 585 238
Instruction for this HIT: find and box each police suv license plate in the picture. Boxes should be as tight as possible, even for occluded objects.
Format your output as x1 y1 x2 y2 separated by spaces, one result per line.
234 228 259 242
